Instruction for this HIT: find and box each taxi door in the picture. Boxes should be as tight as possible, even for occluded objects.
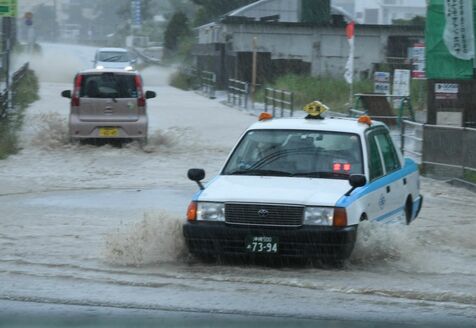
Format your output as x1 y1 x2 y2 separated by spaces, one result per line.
365 128 404 223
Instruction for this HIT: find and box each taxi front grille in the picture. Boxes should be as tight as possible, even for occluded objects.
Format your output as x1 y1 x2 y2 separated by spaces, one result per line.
225 203 304 227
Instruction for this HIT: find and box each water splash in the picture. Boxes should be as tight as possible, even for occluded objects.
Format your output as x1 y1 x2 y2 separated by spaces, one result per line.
30 112 70 149
103 211 187 267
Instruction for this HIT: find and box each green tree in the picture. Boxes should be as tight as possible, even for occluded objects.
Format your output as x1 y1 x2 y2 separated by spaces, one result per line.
32 4 59 41
191 0 255 26
393 16 426 27
164 11 191 51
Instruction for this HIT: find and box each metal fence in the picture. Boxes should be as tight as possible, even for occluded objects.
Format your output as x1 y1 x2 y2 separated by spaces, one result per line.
264 87 294 117
421 124 476 178
227 79 249 109
401 120 423 164
1 63 29 119
198 70 216 99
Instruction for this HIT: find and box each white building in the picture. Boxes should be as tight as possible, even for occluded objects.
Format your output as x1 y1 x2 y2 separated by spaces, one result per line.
353 0 426 24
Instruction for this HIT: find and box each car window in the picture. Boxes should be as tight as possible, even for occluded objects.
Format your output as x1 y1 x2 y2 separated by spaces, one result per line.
80 73 137 99
367 133 384 181
222 130 363 178
375 132 401 173
98 51 129 62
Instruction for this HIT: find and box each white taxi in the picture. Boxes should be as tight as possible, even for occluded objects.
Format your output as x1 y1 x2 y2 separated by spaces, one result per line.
183 102 423 262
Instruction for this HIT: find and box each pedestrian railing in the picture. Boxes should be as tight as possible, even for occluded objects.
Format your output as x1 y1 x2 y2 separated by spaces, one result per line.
401 120 423 164
227 79 249 109
1 62 29 119
264 87 294 117
199 70 216 99
421 124 476 179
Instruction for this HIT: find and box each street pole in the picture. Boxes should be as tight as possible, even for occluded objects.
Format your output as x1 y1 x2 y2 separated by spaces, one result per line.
3 17 11 110
251 37 257 109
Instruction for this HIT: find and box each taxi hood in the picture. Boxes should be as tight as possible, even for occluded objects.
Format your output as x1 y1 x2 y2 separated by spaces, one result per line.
197 175 351 207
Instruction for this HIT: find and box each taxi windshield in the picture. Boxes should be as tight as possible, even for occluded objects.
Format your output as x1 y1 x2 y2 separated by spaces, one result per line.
222 130 363 179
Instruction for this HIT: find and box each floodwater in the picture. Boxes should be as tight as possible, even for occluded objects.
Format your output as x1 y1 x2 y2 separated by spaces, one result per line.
0 43 475 327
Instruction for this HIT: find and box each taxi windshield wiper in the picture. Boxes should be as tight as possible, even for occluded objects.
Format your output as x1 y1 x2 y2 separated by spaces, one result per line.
228 169 293 177
291 171 350 179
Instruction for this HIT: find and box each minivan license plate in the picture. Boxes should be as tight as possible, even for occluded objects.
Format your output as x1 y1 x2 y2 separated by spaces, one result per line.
245 236 278 253
99 127 119 137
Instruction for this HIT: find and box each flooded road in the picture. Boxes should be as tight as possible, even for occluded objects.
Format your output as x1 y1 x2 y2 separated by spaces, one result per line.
0 43 475 327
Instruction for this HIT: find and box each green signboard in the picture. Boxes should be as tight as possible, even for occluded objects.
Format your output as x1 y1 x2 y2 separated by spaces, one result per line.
426 0 476 79
0 0 17 17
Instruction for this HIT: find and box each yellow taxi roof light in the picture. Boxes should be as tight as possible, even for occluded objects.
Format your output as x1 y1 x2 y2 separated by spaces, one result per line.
304 100 329 118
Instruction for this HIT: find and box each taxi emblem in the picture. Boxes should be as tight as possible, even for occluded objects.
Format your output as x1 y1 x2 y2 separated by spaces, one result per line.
258 209 269 218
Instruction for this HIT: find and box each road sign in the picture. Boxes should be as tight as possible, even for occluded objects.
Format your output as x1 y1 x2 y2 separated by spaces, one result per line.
131 0 141 27
374 71 390 95
0 0 17 17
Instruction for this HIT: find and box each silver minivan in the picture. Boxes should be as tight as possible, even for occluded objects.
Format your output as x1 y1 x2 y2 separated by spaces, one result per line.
93 47 136 71
61 69 156 145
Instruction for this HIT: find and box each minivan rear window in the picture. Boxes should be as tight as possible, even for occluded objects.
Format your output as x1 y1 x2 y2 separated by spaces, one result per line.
80 73 138 99
98 51 129 62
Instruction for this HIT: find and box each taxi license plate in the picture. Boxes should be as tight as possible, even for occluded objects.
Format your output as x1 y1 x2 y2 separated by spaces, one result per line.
99 127 119 137
245 236 278 254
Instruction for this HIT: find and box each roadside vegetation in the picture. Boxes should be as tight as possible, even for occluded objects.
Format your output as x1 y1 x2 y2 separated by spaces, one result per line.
464 170 476 185
0 69 39 159
258 74 373 113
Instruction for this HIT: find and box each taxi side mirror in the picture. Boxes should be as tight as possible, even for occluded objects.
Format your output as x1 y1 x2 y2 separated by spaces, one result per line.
61 90 71 98
188 168 205 190
345 174 367 196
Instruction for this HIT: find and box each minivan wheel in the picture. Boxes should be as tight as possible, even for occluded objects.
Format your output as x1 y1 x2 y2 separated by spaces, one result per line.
70 137 80 145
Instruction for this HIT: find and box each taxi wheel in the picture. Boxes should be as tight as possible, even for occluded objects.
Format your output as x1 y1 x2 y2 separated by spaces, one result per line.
405 197 413 225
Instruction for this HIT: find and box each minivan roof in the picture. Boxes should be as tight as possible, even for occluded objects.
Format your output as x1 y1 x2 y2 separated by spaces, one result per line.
79 68 137 75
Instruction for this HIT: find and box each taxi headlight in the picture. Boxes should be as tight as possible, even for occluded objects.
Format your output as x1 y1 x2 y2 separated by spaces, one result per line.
96 65 104 69
197 202 225 221
124 66 133 71
304 207 334 226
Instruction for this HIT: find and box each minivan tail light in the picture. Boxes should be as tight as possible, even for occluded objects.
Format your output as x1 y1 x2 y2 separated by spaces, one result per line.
72 74 82 107
135 75 145 107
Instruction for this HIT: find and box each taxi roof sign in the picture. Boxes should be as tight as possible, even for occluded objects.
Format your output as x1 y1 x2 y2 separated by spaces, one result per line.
304 100 329 119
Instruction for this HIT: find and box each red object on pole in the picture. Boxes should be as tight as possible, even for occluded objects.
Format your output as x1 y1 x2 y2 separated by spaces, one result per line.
346 21 355 40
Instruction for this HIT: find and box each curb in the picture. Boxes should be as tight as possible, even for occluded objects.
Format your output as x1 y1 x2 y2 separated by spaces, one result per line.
446 178 476 193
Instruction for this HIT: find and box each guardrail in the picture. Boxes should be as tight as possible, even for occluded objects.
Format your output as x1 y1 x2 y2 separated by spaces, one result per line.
264 87 294 117
227 79 249 109
1 63 29 119
421 124 476 179
199 70 216 99
401 120 423 164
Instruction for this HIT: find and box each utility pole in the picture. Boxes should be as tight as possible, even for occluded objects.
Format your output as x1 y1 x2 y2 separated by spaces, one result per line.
3 17 12 110
251 37 257 108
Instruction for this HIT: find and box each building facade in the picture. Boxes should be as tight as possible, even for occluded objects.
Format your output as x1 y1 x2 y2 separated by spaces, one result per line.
193 0 424 88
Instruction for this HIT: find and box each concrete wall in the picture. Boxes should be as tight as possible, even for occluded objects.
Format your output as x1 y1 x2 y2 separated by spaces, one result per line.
222 23 422 79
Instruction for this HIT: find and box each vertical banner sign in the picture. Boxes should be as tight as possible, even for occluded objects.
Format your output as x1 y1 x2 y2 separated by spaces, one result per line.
374 72 391 95
443 0 475 60
393 69 411 97
131 0 142 28
392 69 411 108
344 21 355 85
410 42 426 78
